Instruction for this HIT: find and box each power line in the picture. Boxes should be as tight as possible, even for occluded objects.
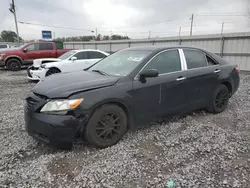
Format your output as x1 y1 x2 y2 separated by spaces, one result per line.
18 21 95 32
196 14 246 17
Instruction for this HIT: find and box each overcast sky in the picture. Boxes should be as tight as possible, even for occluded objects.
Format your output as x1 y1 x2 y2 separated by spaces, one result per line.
0 0 249 40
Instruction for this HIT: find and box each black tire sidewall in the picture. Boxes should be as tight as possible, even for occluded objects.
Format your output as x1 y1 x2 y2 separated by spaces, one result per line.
7 59 21 71
85 104 127 148
210 84 230 113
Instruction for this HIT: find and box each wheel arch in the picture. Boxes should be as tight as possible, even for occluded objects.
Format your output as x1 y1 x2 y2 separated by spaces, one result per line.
5 56 22 66
89 100 134 130
47 67 61 72
221 81 232 96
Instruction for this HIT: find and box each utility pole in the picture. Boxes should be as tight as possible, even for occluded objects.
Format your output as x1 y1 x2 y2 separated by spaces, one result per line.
95 28 97 38
148 31 151 38
190 14 194 36
9 0 20 44
53 32 56 39
179 26 182 37
221 22 224 35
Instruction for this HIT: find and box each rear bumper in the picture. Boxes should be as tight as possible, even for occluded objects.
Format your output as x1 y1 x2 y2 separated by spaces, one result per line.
231 71 240 95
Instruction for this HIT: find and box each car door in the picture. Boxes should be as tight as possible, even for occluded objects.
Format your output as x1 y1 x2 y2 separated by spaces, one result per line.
62 51 89 72
24 43 40 61
181 48 221 110
132 49 188 124
38 43 57 58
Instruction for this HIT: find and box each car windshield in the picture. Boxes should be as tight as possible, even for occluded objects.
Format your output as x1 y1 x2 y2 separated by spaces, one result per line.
58 50 77 60
88 50 151 76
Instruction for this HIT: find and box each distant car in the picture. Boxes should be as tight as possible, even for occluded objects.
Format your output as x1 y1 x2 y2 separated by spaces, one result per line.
24 46 240 149
27 49 109 81
0 44 10 50
0 42 72 71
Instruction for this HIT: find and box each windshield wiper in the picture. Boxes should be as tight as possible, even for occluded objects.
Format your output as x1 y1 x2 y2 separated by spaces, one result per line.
91 69 108 76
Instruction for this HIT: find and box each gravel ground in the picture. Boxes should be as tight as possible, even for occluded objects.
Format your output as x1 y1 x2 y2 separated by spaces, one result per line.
0 69 249 188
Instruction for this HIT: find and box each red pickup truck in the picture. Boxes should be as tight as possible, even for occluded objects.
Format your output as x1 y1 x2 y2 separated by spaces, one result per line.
0 42 71 71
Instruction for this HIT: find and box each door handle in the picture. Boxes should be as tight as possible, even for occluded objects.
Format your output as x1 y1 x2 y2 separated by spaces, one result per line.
214 69 221 73
51 52 56 54
176 77 186 81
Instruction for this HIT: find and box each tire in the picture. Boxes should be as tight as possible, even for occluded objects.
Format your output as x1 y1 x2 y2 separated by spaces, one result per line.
207 84 230 114
85 104 127 148
45 68 61 77
7 58 21 71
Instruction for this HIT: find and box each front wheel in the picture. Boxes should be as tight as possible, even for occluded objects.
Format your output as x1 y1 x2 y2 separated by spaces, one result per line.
207 84 230 114
85 104 127 148
7 58 21 71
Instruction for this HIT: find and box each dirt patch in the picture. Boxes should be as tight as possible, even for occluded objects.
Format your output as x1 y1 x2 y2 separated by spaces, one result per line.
47 158 79 182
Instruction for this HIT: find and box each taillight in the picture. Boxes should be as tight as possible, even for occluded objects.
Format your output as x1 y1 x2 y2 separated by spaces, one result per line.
234 66 239 73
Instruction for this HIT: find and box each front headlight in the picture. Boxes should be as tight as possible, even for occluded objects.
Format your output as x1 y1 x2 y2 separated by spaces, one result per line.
0 54 5 60
40 98 83 113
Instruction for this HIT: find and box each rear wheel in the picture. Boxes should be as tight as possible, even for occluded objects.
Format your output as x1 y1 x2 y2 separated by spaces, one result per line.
45 68 61 77
7 58 21 71
85 104 127 148
207 84 230 114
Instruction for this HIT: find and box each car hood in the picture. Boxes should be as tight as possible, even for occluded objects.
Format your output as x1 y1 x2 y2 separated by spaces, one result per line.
32 71 119 98
0 49 20 54
33 58 61 67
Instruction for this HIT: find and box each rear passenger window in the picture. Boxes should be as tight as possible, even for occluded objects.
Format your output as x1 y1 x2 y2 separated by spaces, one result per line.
39 43 53 50
88 51 106 59
206 55 217 66
183 49 207 69
143 50 181 74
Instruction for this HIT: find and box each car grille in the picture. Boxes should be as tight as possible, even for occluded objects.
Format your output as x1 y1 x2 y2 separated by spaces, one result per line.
26 97 38 109
30 66 39 70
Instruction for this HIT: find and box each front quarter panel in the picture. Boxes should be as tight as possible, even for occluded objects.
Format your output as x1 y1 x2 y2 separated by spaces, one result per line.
70 80 134 126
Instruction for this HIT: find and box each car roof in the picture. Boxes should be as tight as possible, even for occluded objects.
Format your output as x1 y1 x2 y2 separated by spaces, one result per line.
73 49 104 52
125 45 206 52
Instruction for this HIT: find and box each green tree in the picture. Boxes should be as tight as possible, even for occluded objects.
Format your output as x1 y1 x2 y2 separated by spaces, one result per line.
111 34 129 40
103 35 110 40
0 30 23 42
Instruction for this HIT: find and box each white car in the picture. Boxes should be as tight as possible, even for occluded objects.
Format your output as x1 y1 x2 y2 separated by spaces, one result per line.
0 44 10 50
27 49 109 81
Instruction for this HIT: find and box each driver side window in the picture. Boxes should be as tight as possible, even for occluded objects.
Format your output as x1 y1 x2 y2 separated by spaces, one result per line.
143 50 181 74
73 52 87 60
26 44 39 51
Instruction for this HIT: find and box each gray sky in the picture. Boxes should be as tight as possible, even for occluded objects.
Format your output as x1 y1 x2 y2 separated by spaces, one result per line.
0 0 249 40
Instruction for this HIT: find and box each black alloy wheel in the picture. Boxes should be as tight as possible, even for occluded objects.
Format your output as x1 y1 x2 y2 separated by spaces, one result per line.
85 104 127 148
214 89 229 110
207 84 230 114
45 68 61 77
7 59 21 71
96 113 122 142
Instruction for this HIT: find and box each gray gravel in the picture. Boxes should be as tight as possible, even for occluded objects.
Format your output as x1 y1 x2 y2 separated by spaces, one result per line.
0 69 250 188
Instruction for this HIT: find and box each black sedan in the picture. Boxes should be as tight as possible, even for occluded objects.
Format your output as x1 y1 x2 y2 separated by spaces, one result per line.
24 46 240 148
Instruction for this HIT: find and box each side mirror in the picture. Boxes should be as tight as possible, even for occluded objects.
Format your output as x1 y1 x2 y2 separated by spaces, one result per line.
23 48 28 52
139 69 159 83
140 69 159 78
71 56 77 61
